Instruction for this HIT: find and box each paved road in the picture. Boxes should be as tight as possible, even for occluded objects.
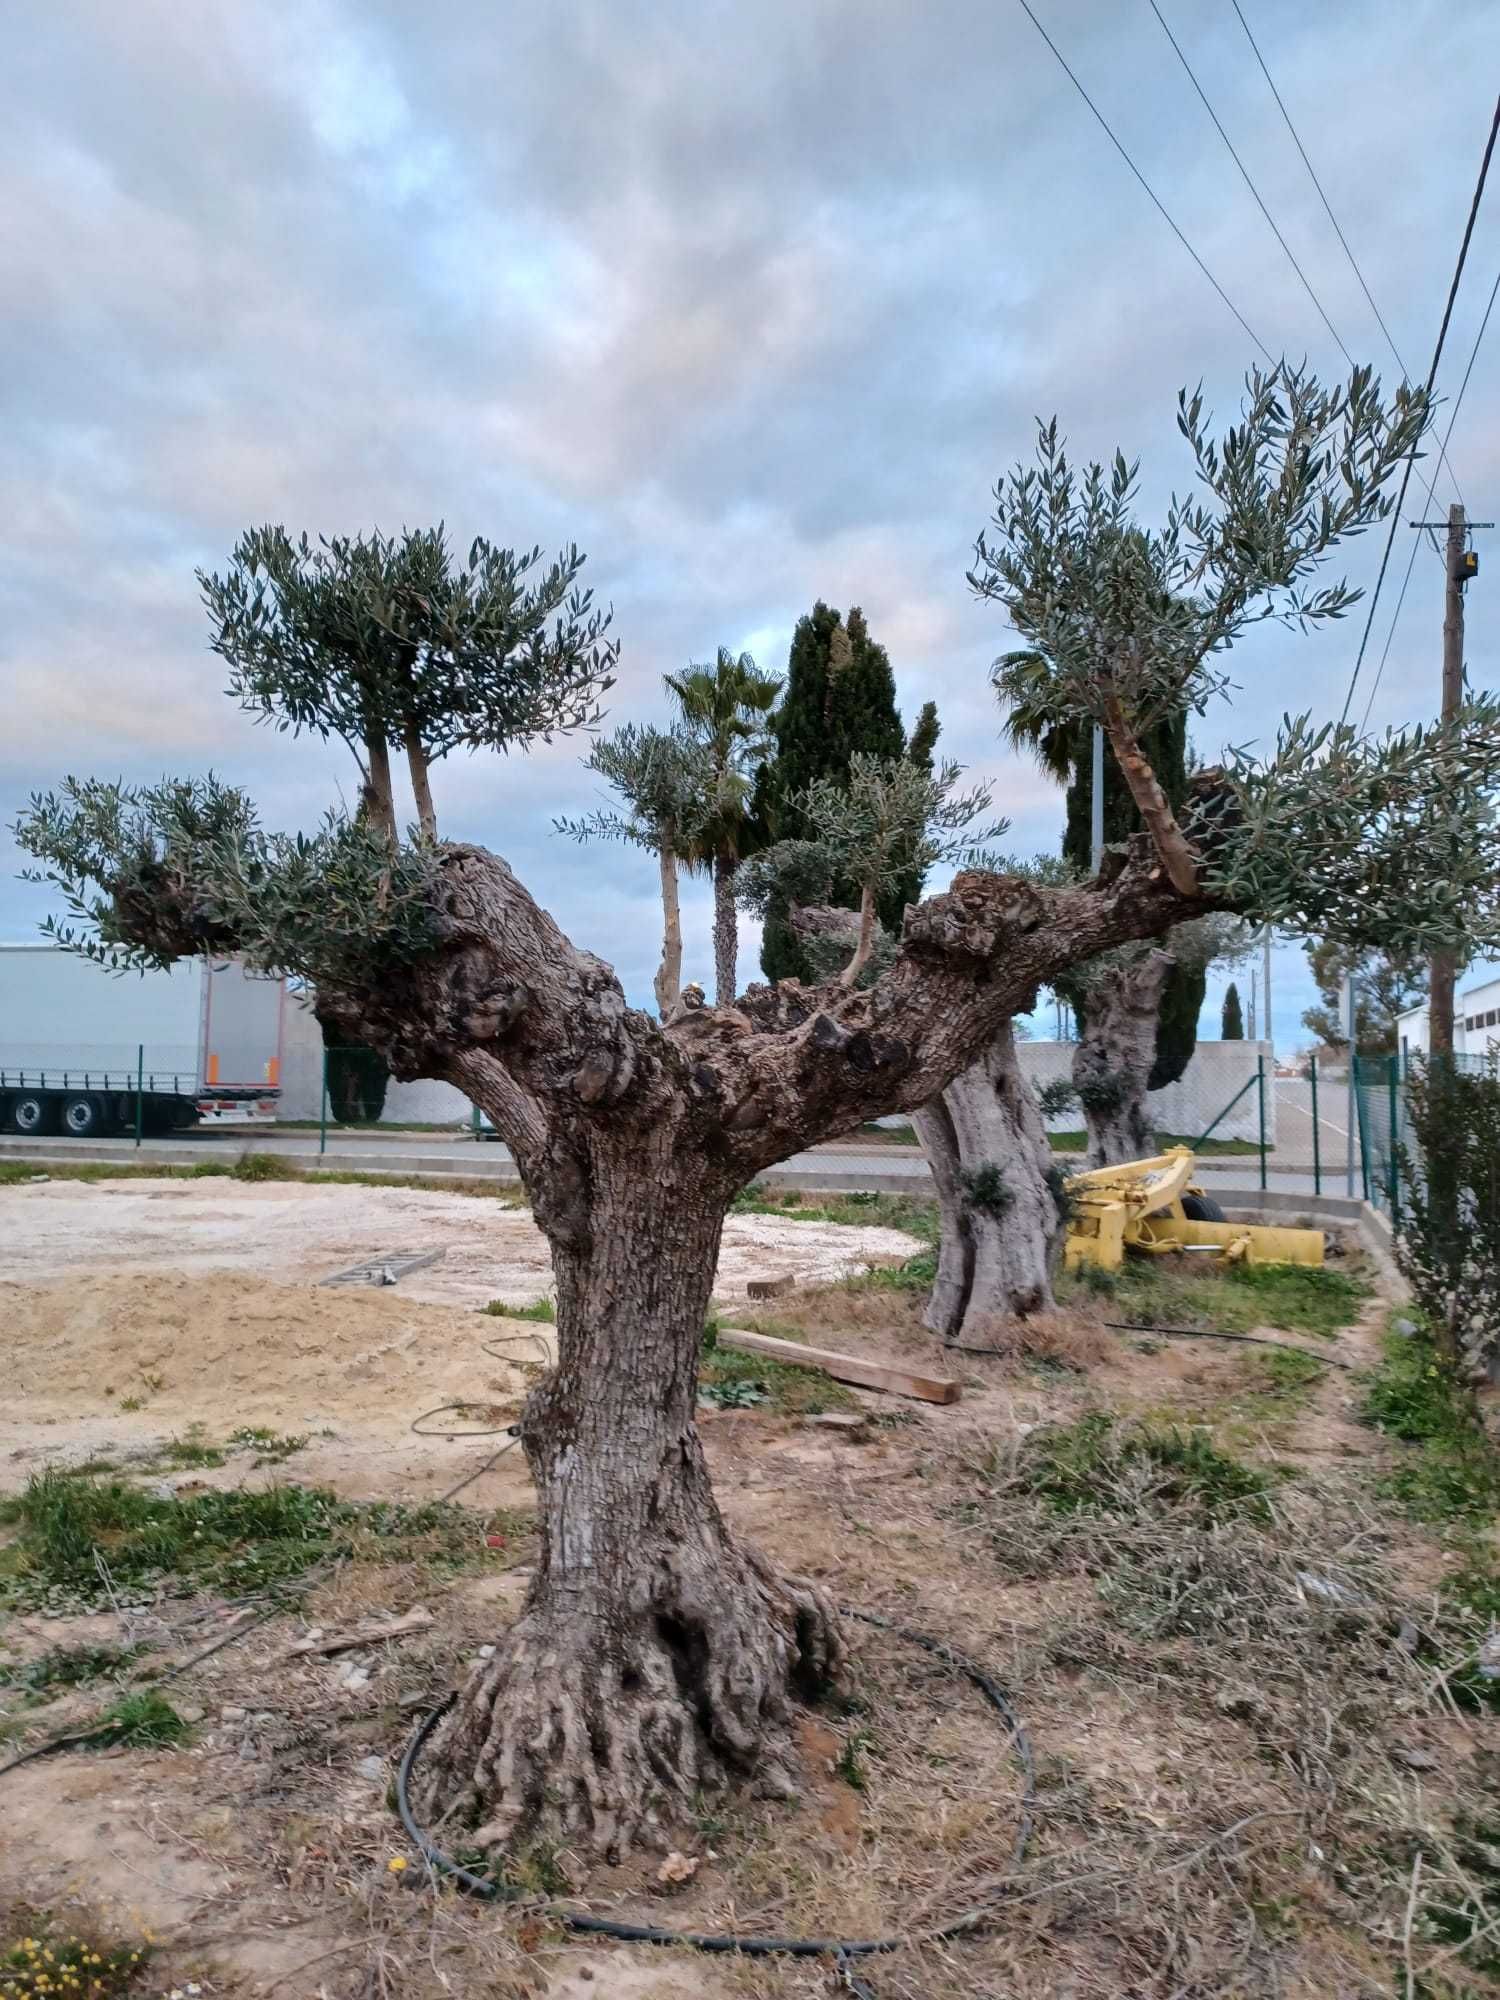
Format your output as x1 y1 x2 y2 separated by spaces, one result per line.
1273 1076 1359 1176
0 1122 1367 1197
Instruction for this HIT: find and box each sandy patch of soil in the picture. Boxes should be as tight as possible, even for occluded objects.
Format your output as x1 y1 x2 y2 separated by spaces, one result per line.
0 1176 919 1306
0 1181 919 1505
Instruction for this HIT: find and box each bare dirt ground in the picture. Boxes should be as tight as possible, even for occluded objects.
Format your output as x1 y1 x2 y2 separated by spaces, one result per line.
0 1179 921 1512
0 1176 920 1307
3 1187 1498 2000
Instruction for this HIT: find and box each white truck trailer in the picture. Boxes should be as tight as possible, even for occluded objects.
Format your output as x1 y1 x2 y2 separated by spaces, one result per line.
0 944 287 1138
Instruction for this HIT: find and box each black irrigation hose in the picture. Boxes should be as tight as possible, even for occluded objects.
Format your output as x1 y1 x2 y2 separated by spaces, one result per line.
432 1433 522 1507
0 1721 126 1780
1104 1321 1356 1369
395 1606 1034 1978
410 1409 520 1438
480 1328 554 1367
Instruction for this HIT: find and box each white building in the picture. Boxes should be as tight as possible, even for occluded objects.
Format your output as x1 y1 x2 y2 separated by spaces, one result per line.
1396 975 1500 1063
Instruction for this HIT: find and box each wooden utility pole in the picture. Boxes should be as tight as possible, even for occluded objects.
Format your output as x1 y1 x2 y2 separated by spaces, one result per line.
1429 503 1469 1058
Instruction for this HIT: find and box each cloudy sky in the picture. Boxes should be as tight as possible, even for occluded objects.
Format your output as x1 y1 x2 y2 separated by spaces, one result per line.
3 0 1497 1047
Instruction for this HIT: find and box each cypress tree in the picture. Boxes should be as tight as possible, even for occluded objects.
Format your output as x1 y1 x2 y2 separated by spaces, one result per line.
905 701 941 773
1221 981 1244 1039
758 602 911 981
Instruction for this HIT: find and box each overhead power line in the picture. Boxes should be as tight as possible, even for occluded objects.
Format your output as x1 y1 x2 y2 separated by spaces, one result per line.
1359 259 1500 730
1014 0 1270 358
1338 93 1500 726
1147 0 1352 365
1230 0 1464 509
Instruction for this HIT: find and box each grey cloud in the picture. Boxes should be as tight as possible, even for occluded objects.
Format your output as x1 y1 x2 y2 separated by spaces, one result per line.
3 0 1497 1018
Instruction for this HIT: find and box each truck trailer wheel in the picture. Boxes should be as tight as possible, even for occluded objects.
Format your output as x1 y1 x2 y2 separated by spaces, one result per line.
61 1093 108 1138
7 1092 58 1136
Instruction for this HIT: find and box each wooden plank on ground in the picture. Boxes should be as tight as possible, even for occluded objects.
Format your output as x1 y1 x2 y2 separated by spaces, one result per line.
716 1328 961 1406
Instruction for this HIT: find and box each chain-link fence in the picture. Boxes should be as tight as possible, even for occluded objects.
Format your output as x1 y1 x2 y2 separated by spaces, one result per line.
1352 1050 1492 1223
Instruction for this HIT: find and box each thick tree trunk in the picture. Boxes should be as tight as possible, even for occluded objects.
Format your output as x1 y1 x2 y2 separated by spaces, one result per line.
1073 950 1175 1169
912 1020 1061 1345
403 719 438 841
653 840 683 1017
712 852 738 1005
413 1129 840 1858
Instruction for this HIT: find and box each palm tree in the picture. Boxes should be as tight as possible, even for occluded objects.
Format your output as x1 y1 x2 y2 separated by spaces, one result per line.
665 648 783 1005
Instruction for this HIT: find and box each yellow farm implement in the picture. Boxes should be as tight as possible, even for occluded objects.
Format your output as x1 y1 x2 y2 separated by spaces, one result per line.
1063 1146 1324 1274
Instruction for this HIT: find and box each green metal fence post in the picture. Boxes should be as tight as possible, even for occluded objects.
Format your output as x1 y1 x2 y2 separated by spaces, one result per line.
1309 1053 1320 1196
1257 1052 1267 1191
1353 1058 1372 1203
319 1045 329 1158
135 1043 145 1150
1387 1053 1400 1223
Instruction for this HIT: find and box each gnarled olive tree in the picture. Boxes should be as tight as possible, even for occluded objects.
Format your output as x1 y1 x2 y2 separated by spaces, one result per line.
19 365 1500 1862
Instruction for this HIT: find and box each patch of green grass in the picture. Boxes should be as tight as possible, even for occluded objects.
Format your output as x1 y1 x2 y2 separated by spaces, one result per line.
1077 1255 1368 1340
483 1297 556 1322
225 1426 309 1464
834 1727 875 1791
698 1378 770 1409
90 1689 188 1748
1018 1411 1274 1522
0 1158 525 1203
1447 1555 1500 1623
1219 1262 1367 1336
458 1839 573 1898
229 1151 302 1182
731 1184 938 1241
1362 1323 1500 1525
0 1472 515 1612
1235 1345 1327 1411
0 1161 153 1187
157 1426 227 1469
1047 1130 1264 1156
1440 1556 1500 1715
852 1247 938 1293
1416 1814 1500 1978
0 1642 141 1697
698 1323 854 1416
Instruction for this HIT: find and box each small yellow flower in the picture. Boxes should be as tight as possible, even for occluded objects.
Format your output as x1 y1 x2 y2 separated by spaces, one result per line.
387 1856 408 1872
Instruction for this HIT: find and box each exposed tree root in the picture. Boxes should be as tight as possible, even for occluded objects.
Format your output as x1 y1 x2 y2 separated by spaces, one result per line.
415 1542 842 1860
